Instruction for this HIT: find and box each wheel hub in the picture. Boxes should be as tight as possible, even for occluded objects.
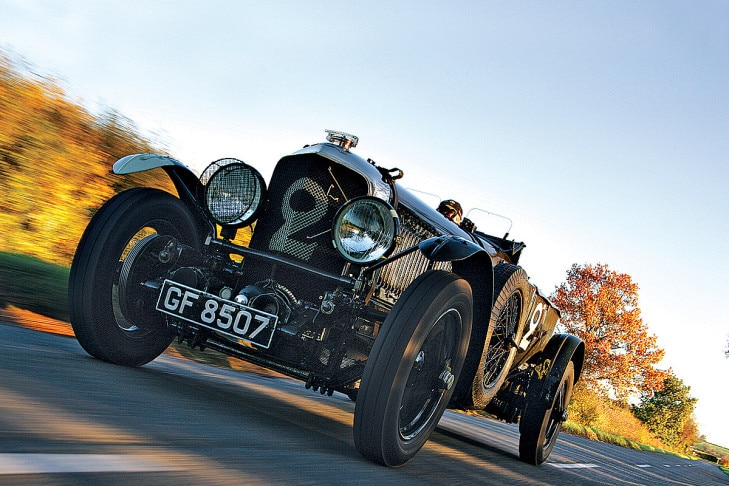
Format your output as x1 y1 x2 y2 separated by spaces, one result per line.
414 350 425 370
118 234 180 330
558 408 569 422
439 369 455 390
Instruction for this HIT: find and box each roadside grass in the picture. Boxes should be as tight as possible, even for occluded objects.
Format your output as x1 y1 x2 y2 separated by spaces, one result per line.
0 251 280 376
565 383 667 448
1 251 725 470
0 252 70 322
561 421 691 460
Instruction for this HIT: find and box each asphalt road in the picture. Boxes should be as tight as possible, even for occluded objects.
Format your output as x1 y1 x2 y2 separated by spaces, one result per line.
0 322 726 485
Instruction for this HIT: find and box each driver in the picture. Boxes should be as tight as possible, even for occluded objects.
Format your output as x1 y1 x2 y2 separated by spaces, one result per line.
437 199 463 224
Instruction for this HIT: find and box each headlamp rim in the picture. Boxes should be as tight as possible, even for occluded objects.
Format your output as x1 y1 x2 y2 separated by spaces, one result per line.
331 195 400 265
201 158 267 228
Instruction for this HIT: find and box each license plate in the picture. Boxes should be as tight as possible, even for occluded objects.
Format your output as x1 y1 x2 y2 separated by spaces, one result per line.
156 280 278 349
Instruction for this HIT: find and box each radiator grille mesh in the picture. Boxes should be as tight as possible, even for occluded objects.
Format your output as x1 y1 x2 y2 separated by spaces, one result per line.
373 207 451 307
242 155 367 301
241 155 450 306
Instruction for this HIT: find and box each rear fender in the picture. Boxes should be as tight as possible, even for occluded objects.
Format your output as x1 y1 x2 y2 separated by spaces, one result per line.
535 333 585 383
520 333 585 426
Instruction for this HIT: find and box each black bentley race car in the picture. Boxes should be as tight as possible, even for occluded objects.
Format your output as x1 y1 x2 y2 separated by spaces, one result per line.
69 130 584 467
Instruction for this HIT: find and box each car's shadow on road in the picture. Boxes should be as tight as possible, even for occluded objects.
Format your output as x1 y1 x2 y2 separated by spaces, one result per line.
1 325 553 484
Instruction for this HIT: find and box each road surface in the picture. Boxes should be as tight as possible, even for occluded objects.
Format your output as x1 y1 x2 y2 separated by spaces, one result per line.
0 322 726 485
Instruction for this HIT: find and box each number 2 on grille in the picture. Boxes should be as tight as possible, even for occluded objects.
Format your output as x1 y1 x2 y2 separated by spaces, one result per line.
269 177 328 261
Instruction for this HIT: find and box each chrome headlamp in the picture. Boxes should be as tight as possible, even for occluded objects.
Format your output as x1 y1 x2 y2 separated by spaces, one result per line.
201 158 267 227
332 196 399 264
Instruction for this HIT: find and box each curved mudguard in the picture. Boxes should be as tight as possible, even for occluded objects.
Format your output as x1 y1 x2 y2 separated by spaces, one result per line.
417 235 495 329
114 153 204 207
113 153 200 177
519 333 584 430
422 235 499 406
114 153 211 236
538 333 585 383
418 235 492 262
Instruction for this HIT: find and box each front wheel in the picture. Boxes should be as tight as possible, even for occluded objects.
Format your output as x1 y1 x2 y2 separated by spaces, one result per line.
353 270 472 466
69 188 202 367
519 361 575 465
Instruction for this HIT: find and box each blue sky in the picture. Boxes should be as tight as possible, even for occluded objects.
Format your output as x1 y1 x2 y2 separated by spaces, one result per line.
2 1 727 446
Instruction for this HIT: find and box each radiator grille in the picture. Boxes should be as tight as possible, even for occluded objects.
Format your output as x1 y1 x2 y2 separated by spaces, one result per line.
241 156 450 307
242 154 368 302
373 207 451 307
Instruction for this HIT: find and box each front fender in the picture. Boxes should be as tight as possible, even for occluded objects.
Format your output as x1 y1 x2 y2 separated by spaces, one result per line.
113 153 200 177
440 242 497 407
418 235 485 262
114 153 203 207
114 153 211 236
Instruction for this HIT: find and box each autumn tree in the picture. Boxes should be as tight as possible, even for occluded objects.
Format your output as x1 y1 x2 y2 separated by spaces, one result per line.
0 49 174 266
678 416 702 453
551 263 668 402
632 373 698 450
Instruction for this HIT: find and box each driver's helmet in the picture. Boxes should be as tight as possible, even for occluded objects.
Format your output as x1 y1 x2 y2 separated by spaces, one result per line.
437 199 463 224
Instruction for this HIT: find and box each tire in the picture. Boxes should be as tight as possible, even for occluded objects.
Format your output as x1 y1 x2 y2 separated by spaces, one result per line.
353 270 472 467
470 264 529 408
69 188 201 367
519 361 575 465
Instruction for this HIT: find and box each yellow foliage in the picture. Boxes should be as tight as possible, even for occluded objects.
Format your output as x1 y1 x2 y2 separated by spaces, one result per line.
1 50 175 266
568 383 666 449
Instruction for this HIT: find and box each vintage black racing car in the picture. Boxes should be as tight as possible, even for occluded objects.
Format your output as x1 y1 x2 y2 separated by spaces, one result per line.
69 130 584 466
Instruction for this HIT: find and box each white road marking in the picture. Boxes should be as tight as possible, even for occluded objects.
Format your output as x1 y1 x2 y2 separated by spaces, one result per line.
548 463 600 469
0 454 179 474
554 463 693 470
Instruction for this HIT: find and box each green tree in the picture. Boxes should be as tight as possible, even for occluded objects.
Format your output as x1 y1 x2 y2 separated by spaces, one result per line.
551 263 668 401
632 373 698 450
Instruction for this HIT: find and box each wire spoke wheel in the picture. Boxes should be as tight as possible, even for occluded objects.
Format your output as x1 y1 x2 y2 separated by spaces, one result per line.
482 289 522 388
470 264 528 408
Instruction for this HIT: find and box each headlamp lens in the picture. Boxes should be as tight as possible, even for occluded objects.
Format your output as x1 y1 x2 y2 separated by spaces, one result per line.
332 197 398 264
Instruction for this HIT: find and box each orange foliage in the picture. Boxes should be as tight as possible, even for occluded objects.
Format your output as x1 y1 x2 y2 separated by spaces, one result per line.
567 382 666 449
551 263 668 401
0 305 74 337
1 50 175 266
